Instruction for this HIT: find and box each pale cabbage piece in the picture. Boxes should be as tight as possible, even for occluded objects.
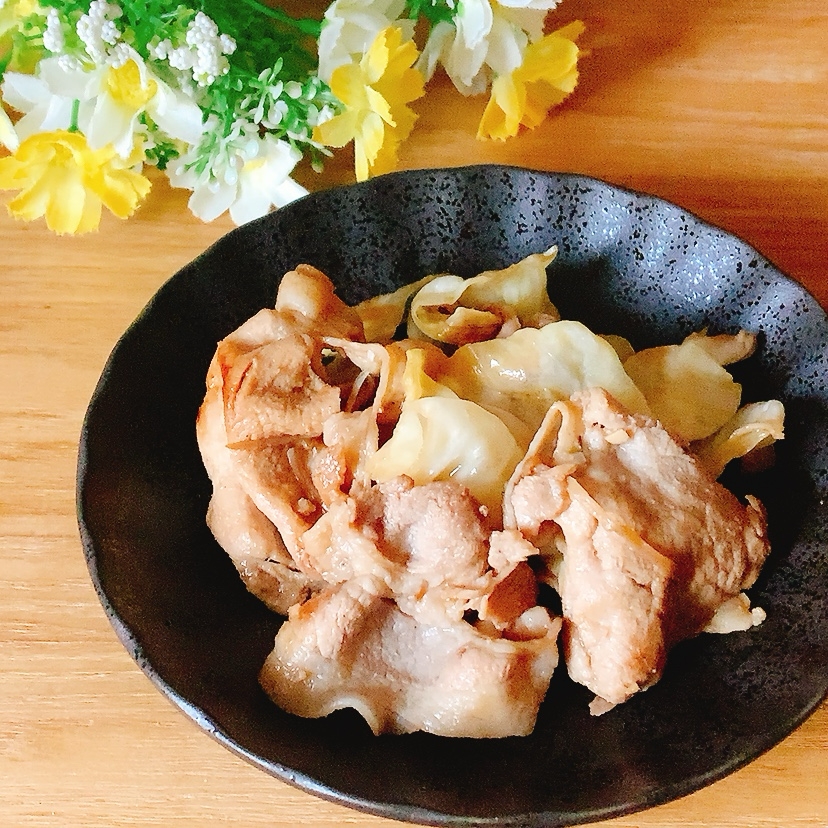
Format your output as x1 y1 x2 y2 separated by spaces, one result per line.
365 395 524 521
401 346 457 400
408 247 559 344
353 274 437 343
410 283 503 345
683 329 757 366
377 340 451 424
623 338 743 442
403 344 536 449
601 334 636 363
692 400 785 479
444 320 651 433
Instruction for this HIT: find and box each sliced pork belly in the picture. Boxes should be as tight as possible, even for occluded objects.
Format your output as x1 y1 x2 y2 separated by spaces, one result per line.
260 577 561 737
553 479 673 709
206 483 322 614
196 376 323 612
508 388 770 710
274 263 365 342
299 476 495 626
220 332 341 442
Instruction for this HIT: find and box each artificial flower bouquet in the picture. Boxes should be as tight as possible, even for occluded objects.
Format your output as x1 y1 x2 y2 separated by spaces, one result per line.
0 0 582 234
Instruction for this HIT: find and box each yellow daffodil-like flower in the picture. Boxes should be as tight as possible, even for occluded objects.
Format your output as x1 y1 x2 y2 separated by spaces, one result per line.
0 130 151 234
477 20 584 141
0 0 37 36
1 0 40 73
314 26 424 182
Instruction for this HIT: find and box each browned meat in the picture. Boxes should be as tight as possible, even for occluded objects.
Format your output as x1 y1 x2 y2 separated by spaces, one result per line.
199 263 775 730
274 264 365 342
260 577 561 737
220 333 341 442
206 483 321 614
298 476 494 626
508 388 770 710
196 371 323 612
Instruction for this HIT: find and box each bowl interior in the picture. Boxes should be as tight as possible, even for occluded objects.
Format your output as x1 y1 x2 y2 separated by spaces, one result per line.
78 166 828 827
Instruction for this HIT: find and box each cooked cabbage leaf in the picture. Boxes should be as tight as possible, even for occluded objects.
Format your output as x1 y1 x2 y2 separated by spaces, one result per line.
692 400 785 478
365 395 524 520
353 274 437 343
444 320 651 432
623 337 743 442
409 247 559 344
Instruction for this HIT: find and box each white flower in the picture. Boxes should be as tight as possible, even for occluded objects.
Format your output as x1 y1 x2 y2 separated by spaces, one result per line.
1 52 203 158
0 104 19 152
317 0 413 82
2 49 203 158
43 8 66 54
417 0 551 95
1 57 97 139
167 125 307 224
179 11 236 86
77 1 124 64
85 49 204 157
142 12 235 87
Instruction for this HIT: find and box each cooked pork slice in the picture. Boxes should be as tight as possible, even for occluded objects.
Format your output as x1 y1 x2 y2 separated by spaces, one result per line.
220 333 341 442
508 388 771 709
274 264 366 342
315 409 379 501
232 440 325 565
197 379 323 612
571 388 770 641
478 560 540 629
206 483 322 613
293 496 397 587
554 479 673 710
199 344 324 561
260 578 561 737
362 476 494 625
364 477 490 585
298 477 494 625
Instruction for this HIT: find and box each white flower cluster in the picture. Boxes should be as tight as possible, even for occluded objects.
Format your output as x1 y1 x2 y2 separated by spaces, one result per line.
76 1 123 64
42 9 65 54
167 116 307 225
149 12 237 87
0 1 346 229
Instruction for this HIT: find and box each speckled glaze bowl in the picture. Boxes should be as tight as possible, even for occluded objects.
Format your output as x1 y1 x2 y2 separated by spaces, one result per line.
77 166 828 827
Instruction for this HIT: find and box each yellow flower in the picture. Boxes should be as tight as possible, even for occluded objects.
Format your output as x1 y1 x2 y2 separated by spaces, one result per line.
0 130 151 234
105 59 159 111
477 21 584 141
1 0 40 73
314 26 425 182
0 0 37 37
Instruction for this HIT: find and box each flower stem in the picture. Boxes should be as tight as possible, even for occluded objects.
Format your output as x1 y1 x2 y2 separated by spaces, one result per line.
68 99 80 133
235 0 322 38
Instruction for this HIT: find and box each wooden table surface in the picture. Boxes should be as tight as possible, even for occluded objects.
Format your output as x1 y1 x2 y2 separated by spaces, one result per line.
2 0 828 825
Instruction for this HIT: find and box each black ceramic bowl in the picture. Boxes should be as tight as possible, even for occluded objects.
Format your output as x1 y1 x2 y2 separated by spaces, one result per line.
77 166 828 827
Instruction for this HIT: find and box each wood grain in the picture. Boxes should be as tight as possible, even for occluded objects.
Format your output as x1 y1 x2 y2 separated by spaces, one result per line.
2 0 828 825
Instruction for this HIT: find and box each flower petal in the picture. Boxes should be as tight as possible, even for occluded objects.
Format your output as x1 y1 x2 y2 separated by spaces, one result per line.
0 130 149 233
0 106 19 152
